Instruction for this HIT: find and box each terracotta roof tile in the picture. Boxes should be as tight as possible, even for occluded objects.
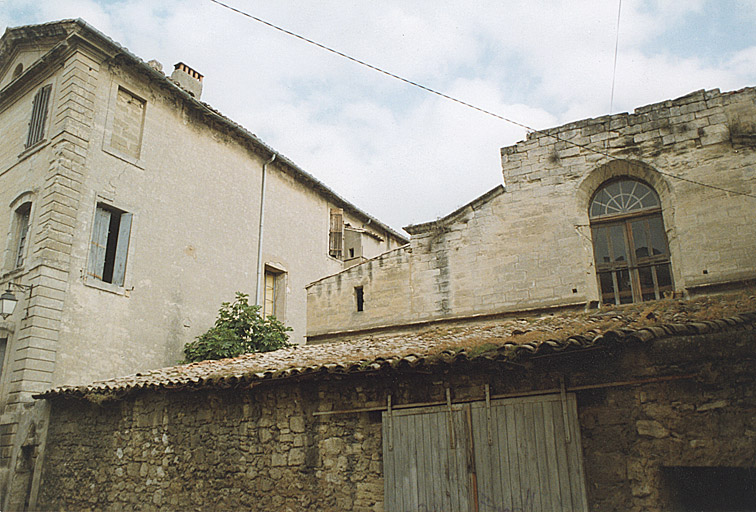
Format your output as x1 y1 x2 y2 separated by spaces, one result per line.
35 291 756 400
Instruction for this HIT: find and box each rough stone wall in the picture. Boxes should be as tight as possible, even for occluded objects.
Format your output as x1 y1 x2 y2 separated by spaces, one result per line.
576 330 756 511
39 378 387 512
37 329 756 511
307 88 756 340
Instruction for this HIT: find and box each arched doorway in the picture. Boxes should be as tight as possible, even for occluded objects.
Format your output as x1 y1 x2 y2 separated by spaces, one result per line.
589 178 673 304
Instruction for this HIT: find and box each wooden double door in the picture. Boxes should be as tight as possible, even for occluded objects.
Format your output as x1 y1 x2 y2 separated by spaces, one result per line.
382 393 588 512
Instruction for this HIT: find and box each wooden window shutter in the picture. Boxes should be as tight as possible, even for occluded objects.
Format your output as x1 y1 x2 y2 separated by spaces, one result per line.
329 208 344 259
111 213 132 287
26 85 51 148
87 207 111 280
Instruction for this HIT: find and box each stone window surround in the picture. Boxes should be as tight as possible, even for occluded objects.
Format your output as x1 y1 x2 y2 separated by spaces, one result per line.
0 328 12 408
589 178 673 304
16 78 57 161
263 262 287 321
577 159 682 297
101 82 146 170
5 191 36 273
24 84 52 149
83 196 138 296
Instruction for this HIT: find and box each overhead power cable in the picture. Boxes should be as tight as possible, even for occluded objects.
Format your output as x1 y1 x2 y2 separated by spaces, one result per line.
609 0 622 114
209 0 756 200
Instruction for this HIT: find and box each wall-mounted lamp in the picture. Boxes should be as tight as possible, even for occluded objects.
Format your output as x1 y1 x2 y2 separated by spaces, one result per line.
0 282 32 319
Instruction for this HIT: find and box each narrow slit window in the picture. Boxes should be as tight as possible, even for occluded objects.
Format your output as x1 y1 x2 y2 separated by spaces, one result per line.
25 85 51 148
87 204 132 286
355 286 364 312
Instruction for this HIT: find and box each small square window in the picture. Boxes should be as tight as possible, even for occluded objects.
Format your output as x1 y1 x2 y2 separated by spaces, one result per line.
87 204 132 287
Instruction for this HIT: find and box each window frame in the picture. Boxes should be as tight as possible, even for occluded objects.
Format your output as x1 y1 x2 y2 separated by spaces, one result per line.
25 84 52 149
85 202 133 290
355 286 364 312
589 178 673 305
0 333 10 407
262 266 286 320
102 84 147 168
329 208 344 260
12 203 31 269
5 194 35 273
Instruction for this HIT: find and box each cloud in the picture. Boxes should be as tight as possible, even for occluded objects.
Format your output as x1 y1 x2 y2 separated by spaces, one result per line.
2 0 755 232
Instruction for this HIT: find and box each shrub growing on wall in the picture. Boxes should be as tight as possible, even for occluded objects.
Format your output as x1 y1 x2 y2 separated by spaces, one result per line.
183 292 292 362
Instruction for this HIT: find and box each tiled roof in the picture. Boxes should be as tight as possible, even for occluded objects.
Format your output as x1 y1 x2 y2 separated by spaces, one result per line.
36 292 756 400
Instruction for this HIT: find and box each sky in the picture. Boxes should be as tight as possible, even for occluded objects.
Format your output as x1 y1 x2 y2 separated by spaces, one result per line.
2 1 755 232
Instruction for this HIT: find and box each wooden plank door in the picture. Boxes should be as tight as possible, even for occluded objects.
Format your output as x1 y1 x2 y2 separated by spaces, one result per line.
383 403 473 511
470 394 588 512
382 393 587 512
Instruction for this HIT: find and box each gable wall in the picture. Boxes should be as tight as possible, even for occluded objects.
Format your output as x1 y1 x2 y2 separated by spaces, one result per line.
0 44 57 91
307 88 756 340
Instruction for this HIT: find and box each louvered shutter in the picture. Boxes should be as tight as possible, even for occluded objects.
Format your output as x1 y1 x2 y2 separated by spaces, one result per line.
26 85 51 148
329 208 344 258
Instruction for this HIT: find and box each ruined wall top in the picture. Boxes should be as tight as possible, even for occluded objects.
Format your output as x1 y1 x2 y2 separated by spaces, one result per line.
500 87 756 188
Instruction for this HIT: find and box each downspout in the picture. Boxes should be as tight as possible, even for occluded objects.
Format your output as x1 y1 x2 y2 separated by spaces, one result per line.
255 153 276 306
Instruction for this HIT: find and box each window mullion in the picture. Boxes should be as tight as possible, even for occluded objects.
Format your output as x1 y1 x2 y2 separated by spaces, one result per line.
624 220 642 302
650 264 661 300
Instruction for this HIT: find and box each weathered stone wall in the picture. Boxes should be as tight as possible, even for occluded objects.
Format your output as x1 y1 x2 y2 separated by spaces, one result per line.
578 331 756 511
37 329 756 511
501 87 756 293
307 88 756 340
39 378 388 512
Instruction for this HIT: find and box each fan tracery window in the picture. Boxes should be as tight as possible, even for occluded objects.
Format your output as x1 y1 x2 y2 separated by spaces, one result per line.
590 178 673 304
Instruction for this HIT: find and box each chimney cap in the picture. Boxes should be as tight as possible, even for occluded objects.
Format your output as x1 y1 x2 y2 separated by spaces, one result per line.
173 62 203 82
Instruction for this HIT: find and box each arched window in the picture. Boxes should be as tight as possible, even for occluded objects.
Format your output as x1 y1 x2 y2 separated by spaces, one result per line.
590 178 673 304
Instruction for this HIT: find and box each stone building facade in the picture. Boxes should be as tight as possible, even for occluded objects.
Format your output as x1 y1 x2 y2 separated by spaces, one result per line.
0 19 406 504
33 299 756 511
306 87 756 341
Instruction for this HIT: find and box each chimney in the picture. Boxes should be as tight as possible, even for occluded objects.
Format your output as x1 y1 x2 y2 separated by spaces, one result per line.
171 62 203 98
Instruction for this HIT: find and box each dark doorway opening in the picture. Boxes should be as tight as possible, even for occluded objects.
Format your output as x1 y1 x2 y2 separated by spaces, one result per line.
662 467 756 512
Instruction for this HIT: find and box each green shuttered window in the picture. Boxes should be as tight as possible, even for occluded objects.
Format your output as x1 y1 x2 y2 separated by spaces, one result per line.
87 204 132 287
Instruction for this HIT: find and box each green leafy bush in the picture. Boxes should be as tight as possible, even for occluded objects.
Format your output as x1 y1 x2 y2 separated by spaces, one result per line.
183 292 292 362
